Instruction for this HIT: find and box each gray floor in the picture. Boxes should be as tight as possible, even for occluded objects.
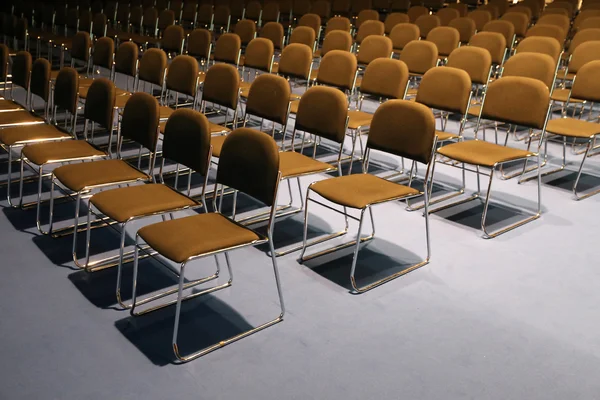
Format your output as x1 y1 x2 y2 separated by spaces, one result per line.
2 79 600 400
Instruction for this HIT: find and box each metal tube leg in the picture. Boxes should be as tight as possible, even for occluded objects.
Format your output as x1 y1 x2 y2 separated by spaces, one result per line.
130 235 141 316
299 188 312 261
116 224 129 309
349 208 367 293
171 261 187 359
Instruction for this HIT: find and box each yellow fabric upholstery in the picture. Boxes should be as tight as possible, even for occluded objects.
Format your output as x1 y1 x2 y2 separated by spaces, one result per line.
435 130 459 141
53 159 148 192
22 140 105 165
347 110 374 129
0 124 71 146
437 140 535 167
0 110 45 126
279 151 335 178
311 173 420 209
0 99 24 112
546 118 600 139
139 212 261 263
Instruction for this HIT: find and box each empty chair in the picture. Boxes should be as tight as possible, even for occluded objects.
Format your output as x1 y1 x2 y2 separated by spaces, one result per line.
196 64 240 139
415 14 441 39
181 1 198 28
469 31 507 69
325 16 352 35
482 20 515 50
384 12 410 34
408 5 429 23
448 3 468 17
263 1 281 24
260 21 285 51
468 10 492 32
391 0 410 12
356 35 393 67
551 41 600 103
197 4 215 30
427 26 459 59
525 24 567 46
137 48 168 101
478 4 499 20
351 0 373 15
564 28 600 58
500 12 529 39
447 46 493 88
489 0 508 16
516 36 562 66
294 0 313 18
297 13 322 40
240 38 275 95
572 10 600 34
355 19 385 44
300 99 436 292
213 4 231 33
449 16 476 44
234 19 257 47
437 7 460 26
431 76 551 237
187 28 213 66
315 30 353 58
245 1 263 25
332 0 352 15
242 73 291 140
156 24 185 55
579 17 600 31
275 43 313 90
400 40 438 76
536 14 570 36
230 0 245 23
0 48 31 112
544 1 574 19
311 0 331 20
356 9 379 29
506 5 534 21
213 32 242 66
502 52 557 93
157 55 200 120
289 25 317 51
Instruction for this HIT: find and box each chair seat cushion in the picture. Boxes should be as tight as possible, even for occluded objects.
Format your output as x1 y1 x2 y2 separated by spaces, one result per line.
467 104 481 117
347 110 373 129
311 173 420 209
159 121 229 135
546 118 600 139
0 110 45 127
289 100 300 114
551 88 585 103
435 130 459 142
437 140 535 168
90 183 197 223
53 159 149 192
22 140 105 166
139 212 262 263
280 151 335 178
159 106 175 120
115 93 133 108
0 99 24 112
80 84 130 99
0 124 71 146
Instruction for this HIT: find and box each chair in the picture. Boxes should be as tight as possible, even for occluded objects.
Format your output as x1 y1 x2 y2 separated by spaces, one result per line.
408 6 429 23
437 7 460 26
427 26 460 59
500 12 529 40
159 55 200 120
356 9 379 29
275 43 313 92
563 28 600 61
245 1 263 26
187 28 212 68
579 17 600 31
213 32 242 66
197 3 215 30
391 0 410 12
572 10 600 35
469 31 507 70
506 5 533 21
545 1 574 19
181 1 198 28
316 30 353 60
489 0 508 16
399 40 438 77
332 0 352 16
355 19 384 44
92 13 108 39
156 24 185 56
384 13 410 35
240 38 275 93
448 3 468 17
515 36 562 66
230 0 245 24
482 20 515 51
260 21 285 51
468 10 492 32
431 76 551 238
325 16 352 35
136 48 168 104
263 2 281 24
356 35 393 69
299 99 436 292
0 48 31 112
213 4 232 33
541 8 569 18
234 19 257 47
502 52 557 93
551 41 600 103
294 0 313 19
289 25 317 51
542 60 600 199
449 17 476 45
536 14 570 36
525 24 567 46
128 127 285 362
373 0 391 12
446 46 493 113
415 14 441 39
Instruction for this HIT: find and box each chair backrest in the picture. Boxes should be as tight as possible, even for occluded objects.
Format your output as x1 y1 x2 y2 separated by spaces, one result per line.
139 48 168 86
408 5 429 22
295 86 348 144
214 32 242 64
571 60 600 102
0 45 7 84
332 0 351 14
384 12 410 34
290 25 316 49
449 17 476 44
480 76 549 130
356 9 379 28
317 49 357 90
537 14 570 34
567 28 600 56
482 20 514 48
298 13 322 36
321 30 353 56
278 43 313 80
500 12 529 37
356 35 393 65
416 66 472 115
399 40 438 75
478 4 499 20
129 6 143 29
259 22 284 50
436 7 460 26
325 16 352 35
352 0 373 14
448 3 468 17
235 19 257 46
120 92 160 152
263 1 281 23
230 0 245 20
367 100 436 164
79 10 93 33
360 58 409 99
162 109 212 176
573 10 600 30
244 37 274 71
415 14 441 38
542 7 569 17
295 0 313 17
356 19 385 43
246 73 291 125
389 23 420 51
579 17 600 31
12 51 31 90
467 9 491 31
545 1 573 18
202 63 240 109
166 55 199 96
468 31 506 65
502 52 556 89
93 37 114 70
516 36 562 65
142 7 159 32
182 1 198 23
217 128 280 207
525 24 567 45
489 0 508 16
245 0 262 22
446 46 492 85
71 31 92 63
426 26 460 57
214 5 231 29
197 4 214 27
54 67 79 115
30 58 51 103
92 13 107 37
311 0 331 19
568 40 600 75
188 28 212 59
84 78 116 129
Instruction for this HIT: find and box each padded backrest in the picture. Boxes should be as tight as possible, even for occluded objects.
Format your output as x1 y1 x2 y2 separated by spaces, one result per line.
121 92 160 151
321 30 353 56
217 128 280 207
289 25 316 48
384 12 409 34
188 28 212 58
54 67 79 115
84 78 116 129
93 37 114 69
202 63 240 109
568 41 600 74
356 35 392 65
278 43 312 79
467 9 492 31
260 21 284 50
166 55 199 96
571 60 600 102
0 44 8 83
295 86 348 144
537 13 570 34
71 32 91 62
246 74 291 125
234 19 257 45
483 20 515 48
389 23 420 51
516 36 562 65
415 15 441 38
368 100 436 164
162 109 212 175
12 51 31 89
399 40 438 75
567 29 600 56
30 58 51 102
502 52 556 89
446 46 492 85
426 26 460 57
481 76 550 130
317 49 357 90
162 25 184 52
416 66 472 114
356 9 379 28
449 17 476 44
214 33 241 64
114 42 138 77
360 58 409 99
356 20 385 43
469 32 506 65
325 16 352 35
408 5 429 22
525 24 567 46
500 12 529 37
139 48 167 85
437 8 460 26
297 13 321 35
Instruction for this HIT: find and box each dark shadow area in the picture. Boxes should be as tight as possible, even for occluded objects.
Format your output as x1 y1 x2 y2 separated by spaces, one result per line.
542 169 600 194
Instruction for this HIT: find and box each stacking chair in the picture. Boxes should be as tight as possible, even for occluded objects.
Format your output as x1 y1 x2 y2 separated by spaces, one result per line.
333 0 352 16
544 2 574 19
196 3 215 31
482 20 515 52
294 0 313 21
390 23 420 55
489 0 508 17
263 2 281 24
551 41 600 107
449 17 476 45
234 19 257 48
356 35 393 69
524 24 567 47
506 6 534 22
448 3 468 18
384 12 410 35
563 29 600 61
578 17 600 31
391 0 410 12
289 25 317 51
500 12 529 41
355 9 379 29
426 26 460 61
502 52 557 97
297 13 322 42
415 15 441 39
571 10 600 35
430 76 552 238
351 0 373 16
354 19 384 45
536 14 570 37
312 0 332 22
408 6 429 23
299 99 436 293
0 48 32 112
158 55 200 120
153 24 185 56
21 78 116 235
240 38 275 95
260 21 285 52
132 9 177 50
325 16 352 35
230 0 246 26
127 127 286 362
274 43 313 92
136 48 168 103
437 8 460 26
213 4 232 33
212 33 242 67
468 10 492 32
478 4 499 20
187 28 212 69
515 36 562 68
180 1 198 29
540 61 600 199
399 40 438 97
468 32 507 73
446 46 493 102
245 1 263 27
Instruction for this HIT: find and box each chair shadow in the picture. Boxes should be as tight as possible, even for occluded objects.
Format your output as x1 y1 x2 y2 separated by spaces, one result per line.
300 237 426 293
114 293 255 366
542 170 600 194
